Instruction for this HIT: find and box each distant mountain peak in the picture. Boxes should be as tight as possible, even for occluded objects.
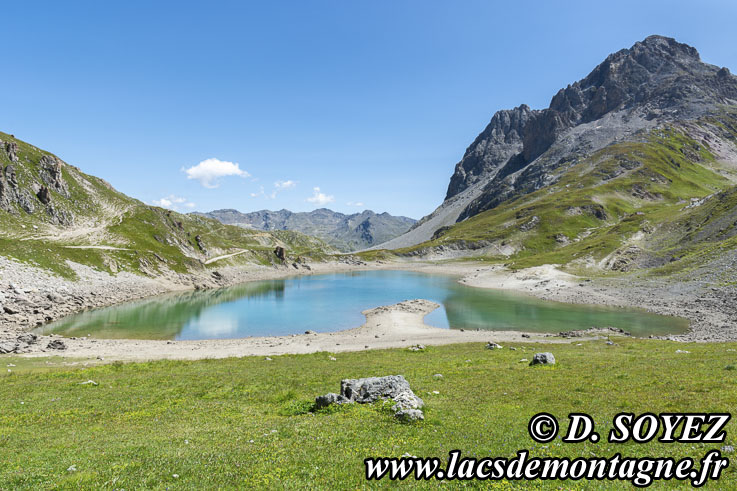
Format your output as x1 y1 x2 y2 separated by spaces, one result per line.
197 208 416 252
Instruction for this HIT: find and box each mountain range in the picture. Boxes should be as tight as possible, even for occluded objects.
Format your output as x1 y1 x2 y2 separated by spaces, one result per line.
196 208 416 252
375 35 737 281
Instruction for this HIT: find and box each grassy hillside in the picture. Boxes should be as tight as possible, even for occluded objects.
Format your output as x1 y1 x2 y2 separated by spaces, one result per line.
371 111 737 277
0 132 333 279
1 339 735 488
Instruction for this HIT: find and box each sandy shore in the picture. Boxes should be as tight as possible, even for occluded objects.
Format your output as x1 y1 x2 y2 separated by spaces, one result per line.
2 257 736 362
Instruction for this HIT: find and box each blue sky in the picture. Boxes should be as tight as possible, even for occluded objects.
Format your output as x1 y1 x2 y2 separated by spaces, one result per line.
3 1 736 218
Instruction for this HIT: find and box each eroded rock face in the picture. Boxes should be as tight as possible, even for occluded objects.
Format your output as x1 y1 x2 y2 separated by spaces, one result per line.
4 141 19 162
39 155 69 198
444 35 737 221
446 105 533 199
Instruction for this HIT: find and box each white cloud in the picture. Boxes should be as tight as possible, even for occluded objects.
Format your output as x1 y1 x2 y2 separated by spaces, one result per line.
183 158 249 188
152 195 196 211
250 180 298 199
346 201 365 207
274 180 297 190
306 187 335 206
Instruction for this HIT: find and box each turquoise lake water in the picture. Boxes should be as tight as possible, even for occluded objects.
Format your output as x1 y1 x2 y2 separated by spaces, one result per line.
37 270 689 340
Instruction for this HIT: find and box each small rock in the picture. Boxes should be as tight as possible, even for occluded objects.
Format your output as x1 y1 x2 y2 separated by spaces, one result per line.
79 380 98 386
485 342 503 350
329 356 337 361
433 374 443 379
721 445 735 454
408 344 425 352
675 349 690 354
47 339 66 350
606 341 614 345
530 352 555 366
265 357 272 361
305 330 317 335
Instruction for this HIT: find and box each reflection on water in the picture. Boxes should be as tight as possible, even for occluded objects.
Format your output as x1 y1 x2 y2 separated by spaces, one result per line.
37 270 689 340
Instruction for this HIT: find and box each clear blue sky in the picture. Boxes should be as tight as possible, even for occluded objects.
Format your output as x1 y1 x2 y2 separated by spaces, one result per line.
3 1 736 218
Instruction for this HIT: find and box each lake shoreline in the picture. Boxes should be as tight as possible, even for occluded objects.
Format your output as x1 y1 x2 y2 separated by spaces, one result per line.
1 257 736 361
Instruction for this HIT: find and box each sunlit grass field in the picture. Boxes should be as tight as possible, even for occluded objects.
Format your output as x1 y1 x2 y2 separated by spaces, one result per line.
1 339 736 489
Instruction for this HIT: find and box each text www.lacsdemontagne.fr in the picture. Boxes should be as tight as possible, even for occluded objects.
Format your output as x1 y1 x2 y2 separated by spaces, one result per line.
365 450 728 487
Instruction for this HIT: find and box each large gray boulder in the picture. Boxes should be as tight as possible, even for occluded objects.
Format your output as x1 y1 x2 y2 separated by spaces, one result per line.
316 375 424 420
340 375 424 409
530 352 556 366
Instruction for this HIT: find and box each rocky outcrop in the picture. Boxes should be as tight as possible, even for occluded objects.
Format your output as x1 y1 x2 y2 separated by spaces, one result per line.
1 141 73 224
441 35 737 224
446 105 534 199
315 375 424 421
4 141 19 162
39 155 69 198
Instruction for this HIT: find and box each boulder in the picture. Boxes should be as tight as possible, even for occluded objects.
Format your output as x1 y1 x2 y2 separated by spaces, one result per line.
530 352 556 366
316 375 425 420
17 333 37 345
47 339 67 350
0 343 17 354
274 246 286 261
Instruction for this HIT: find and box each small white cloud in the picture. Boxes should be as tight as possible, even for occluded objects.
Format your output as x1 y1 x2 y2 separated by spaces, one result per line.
251 180 298 199
307 187 335 205
152 195 196 211
183 158 249 188
274 180 297 190
346 201 365 207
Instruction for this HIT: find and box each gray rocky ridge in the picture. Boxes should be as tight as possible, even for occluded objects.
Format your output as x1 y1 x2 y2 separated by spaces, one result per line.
198 208 416 252
377 35 737 250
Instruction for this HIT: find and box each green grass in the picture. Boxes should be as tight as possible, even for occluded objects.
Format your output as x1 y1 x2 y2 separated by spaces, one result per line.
389 117 737 275
1 131 334 277
1 339 736 489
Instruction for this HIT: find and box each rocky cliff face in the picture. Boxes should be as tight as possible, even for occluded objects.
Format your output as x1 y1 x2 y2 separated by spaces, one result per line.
0 139 73 224
198 208 416 252
443 35 737 220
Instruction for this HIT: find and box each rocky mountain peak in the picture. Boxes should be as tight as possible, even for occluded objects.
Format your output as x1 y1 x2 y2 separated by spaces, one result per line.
444 35 737 202
446 104 534 198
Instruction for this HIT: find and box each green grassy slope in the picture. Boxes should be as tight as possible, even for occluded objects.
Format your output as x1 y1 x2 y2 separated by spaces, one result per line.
0 132 333 278
1 339 735 488
371 111 737 276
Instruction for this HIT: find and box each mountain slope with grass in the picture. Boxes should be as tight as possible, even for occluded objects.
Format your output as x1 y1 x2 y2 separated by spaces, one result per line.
374 36 737 279
0 132 333 280
197 208 416 252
